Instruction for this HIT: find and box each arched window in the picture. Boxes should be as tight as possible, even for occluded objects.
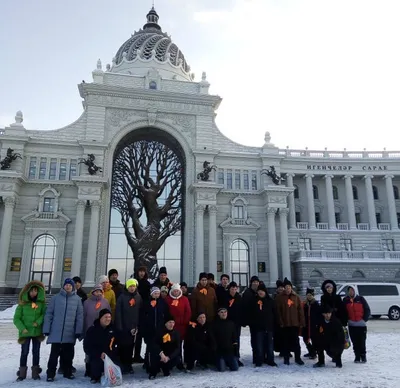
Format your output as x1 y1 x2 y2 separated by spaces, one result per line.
31 234 57 291
294 184 299 199
313 185 319 200
394 186 399 200
332 186 339 200
308 269 324 287
352 186 358 200
372 186 379 200
352 270 365 279
230 239 249 286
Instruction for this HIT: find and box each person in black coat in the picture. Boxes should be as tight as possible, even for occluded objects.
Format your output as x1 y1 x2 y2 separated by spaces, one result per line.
72 276 88 304
108 269 124 300
215 274 230 307
320 279 348 326
249 283 277 367
148 313 181 380
211 308 239 372
83 309 120 384
184 312 215 370
273 279 285 356
302 288 321 359
313 305 345 368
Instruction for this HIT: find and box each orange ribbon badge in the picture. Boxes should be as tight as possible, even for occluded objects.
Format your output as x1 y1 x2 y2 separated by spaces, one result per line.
129 298 136 307
189 321 197 328
171 300 179 307
109 337 115 351
95 302 101 310
200 289 208 295
151 300 157 308
319 327 324 334
31 303 38 309
287 299 294 307
257 300 263 310
162 333 171 343
229 299 235 307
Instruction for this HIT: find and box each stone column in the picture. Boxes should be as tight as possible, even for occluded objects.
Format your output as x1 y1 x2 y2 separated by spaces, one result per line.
343 175 357 229
267 208 278 286
85 200 101 287
0 196 16 287
208 205 218 275
384 175 399 230
305 174 316 229
195 205 205 280
286 173 297 229
279 208 291 280
324 174 337 229
364 175 377 230
71 200 86 276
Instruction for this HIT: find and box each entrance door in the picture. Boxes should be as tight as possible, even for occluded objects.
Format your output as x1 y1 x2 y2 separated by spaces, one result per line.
31 271 52 294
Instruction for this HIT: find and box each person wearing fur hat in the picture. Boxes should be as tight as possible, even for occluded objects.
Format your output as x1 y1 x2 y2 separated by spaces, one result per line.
13 280 46 381
107 269 124 300
99 275 116 318
302 288 321 359
115 278 143 374
343 285 370 363
207 273 217 290
153 266 172 289
83 309 120 384
216 274 230 307
184 312 216 370
191 272 218 322
320 280 348 327
148 314 181 380
180 282 190 298
72 276 87 304
275 278 305 366
43 278 83 381
313 306 345 368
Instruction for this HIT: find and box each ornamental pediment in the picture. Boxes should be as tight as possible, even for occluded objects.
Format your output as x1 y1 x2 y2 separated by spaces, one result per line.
22 210 71 229
220 216 260 230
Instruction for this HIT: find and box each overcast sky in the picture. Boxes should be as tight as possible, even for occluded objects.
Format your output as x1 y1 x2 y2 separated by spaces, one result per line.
1 0 399 151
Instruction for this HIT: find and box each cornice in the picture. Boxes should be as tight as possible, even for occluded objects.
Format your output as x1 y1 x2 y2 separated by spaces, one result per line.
219 189 263 196
72 176 108 186
190 182 224 193
0 172 27 185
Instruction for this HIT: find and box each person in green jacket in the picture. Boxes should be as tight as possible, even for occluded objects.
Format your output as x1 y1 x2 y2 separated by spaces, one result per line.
13 280 46 381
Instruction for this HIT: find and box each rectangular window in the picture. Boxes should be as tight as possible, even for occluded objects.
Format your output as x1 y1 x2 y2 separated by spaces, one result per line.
243 171 249 190
355 213 361 224
251 171 257 190
295 212 301 223
335 212 341 224
358 285 399 297
315 212 321 223
376 213 381 224
28 157 37 179
49 158 57 180
339 238 352 251
43 197 55 212
299 238 311 250
217 169 224 185
59 159 67 180
235 171 241 190
39 158 47 179
227 170 233 189
234 205 244 219
69 159 77 179
382 239 395 251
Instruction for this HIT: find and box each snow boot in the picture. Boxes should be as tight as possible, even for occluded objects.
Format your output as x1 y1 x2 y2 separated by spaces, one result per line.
313 362 325 368
32 365 42 380
354 355 361 363
335 358 343 368
284 356 290 365
361 354 367 363
16 366 28 382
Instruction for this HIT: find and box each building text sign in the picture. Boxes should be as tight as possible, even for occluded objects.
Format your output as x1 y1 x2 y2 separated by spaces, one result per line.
307 165 388 171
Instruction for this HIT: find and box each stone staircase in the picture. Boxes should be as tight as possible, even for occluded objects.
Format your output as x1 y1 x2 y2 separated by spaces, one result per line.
0 294 53 312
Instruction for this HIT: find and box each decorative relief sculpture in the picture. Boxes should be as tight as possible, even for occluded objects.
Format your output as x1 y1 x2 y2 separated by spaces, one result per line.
0 148 22 170
197 161 216 181
261 165 284 185
79 154 102 175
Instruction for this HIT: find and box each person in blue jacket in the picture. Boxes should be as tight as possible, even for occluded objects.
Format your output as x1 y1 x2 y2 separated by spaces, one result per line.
43 278 83 382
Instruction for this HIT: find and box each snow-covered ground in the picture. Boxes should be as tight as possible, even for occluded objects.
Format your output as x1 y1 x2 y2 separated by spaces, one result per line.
0 320 398 388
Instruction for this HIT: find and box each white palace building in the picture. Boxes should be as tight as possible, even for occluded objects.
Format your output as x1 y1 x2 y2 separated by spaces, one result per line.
1 8 400 293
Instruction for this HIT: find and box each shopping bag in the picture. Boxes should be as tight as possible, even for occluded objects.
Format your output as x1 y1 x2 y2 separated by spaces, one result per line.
101 355 123 387
343 327 351 350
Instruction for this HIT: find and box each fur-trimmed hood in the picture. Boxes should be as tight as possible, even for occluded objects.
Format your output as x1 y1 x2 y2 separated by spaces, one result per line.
18 280 46 305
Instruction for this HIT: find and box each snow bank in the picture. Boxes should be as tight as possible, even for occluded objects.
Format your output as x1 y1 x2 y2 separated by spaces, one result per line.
0 304 17 321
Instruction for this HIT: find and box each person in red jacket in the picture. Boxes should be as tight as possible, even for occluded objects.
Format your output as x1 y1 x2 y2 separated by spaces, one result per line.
343 285 370 363
166 283 191 370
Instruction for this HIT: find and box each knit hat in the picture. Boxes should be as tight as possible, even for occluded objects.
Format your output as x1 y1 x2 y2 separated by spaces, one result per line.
321 305 333 314
276 279 284 288
228 281 238 289
126 278 138 288
283 277 292 287
306 288 315 296
63 278 75 288
250 276 260 284
257 283 268 293
197 311 206 318
150 286 160 295
220 274 230 281
180 282 188 288
99 308 112 320
108 269 118 278
92 284 103 294
199 272 208 281
207 273 215 281
99 275 109 284
160 286 169 293
164 312 175 324
324 282 334 290
159 266 167 275
217 307 227 313
72 276 82 284
170 283 181 292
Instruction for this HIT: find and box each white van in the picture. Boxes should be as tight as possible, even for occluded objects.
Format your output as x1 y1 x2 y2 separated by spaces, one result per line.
336 283 400 321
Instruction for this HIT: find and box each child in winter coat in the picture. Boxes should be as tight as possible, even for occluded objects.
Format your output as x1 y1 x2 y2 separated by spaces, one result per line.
302 288 321 359
13 280 46 381
99 275 116 318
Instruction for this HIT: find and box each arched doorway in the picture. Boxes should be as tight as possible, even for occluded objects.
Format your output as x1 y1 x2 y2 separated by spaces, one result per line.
108 127 186 281
230 239 250 286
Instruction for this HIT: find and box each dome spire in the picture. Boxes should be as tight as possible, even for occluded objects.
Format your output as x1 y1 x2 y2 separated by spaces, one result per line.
143 5 161 31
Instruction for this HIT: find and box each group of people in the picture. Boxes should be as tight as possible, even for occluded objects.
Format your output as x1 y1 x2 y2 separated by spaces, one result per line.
12 265 371 383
